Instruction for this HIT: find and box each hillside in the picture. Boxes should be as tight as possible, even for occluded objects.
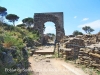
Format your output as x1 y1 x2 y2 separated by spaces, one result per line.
0 22 39 75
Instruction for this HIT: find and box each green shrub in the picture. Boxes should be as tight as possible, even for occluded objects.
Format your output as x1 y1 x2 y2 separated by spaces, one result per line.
3 35 24 48
4 25 15 31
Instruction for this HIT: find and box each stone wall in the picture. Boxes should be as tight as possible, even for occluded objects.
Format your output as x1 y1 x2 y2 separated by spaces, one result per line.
61 33 100 69
78 46 100 69
60 48 74 59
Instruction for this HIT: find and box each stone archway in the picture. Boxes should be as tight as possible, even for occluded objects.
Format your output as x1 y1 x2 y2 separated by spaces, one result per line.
33 12 65 44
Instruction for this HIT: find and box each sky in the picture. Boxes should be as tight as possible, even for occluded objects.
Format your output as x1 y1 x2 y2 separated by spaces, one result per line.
0 0 100 35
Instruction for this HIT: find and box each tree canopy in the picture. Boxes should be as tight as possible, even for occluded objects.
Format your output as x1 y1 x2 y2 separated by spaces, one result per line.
6 14 19 26
0 6 7 16
82 26 94 34
22 17 33 27
0 6 7 22
73 30 83 36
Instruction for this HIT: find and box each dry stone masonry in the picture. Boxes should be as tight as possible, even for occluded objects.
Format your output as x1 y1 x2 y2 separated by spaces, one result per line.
60 33 100 69
60 48 74 59
78 45 100 69
60 38 85 59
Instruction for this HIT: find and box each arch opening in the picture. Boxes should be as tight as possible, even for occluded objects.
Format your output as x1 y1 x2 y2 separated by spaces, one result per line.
43 21 56 45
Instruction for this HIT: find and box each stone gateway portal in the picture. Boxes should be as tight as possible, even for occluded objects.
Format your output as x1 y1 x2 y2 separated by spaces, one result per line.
33 12 65 44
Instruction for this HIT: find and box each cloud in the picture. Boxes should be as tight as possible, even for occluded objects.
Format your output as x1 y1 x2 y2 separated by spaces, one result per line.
44 25 55 34
82 18 89 21
74 16 77 18
78 20 100 29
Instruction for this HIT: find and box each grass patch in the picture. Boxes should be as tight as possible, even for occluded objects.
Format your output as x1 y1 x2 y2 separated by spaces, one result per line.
97 71 100 75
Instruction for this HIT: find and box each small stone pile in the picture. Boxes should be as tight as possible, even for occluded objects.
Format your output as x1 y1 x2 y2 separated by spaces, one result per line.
78 46 100 69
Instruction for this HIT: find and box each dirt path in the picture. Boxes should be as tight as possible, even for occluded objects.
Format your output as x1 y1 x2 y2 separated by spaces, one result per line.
29 57 89 75
28 46 89 75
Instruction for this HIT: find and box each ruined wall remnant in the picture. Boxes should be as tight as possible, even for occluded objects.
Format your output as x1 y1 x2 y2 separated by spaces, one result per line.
33 12 65 44
62 38 85 59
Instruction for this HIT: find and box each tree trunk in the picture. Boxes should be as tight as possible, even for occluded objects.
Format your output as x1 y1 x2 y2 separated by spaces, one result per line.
13 21 15 26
